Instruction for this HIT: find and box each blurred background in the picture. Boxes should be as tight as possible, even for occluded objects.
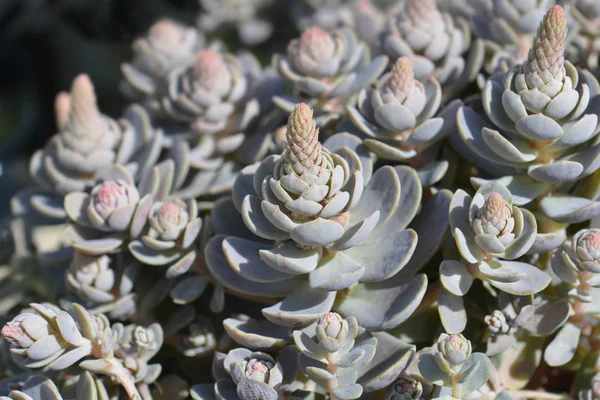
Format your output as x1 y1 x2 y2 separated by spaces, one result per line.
0 0 293 216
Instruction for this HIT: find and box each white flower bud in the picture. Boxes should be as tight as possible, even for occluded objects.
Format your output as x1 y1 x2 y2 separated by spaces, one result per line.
484 310 511 335
436 333 471 370
316 312 348 343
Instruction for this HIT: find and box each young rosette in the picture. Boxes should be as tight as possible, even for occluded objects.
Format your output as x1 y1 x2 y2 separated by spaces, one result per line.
1 303 114 373
275 25 388 104
450 183 537 262
120 18 204 99
484 293 569 357
128 198 202 278
454 5 600 187
177 316 218 357
440 182 550 333
417 334 492 399
159 48 258 140
347 56 459 162
293 313 377 400
65 252 137 319
469 0 553 73
384 373 423 400
19 74 155 222
551 229 600 302
207 103 450 331
110 323 164 386
190 346 298 400
381 0 472 86
64 167 152 256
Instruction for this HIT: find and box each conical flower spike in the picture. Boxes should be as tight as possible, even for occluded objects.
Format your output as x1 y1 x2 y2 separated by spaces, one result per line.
523 5 568 88
388 57 417 101
284 103 324 176
67 74 104 138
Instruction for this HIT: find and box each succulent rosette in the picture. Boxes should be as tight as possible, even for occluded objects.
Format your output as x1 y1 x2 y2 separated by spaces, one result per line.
542 232 600 369
153 48 267 194
551 228 600 302
292 313 417 399
160 48 258 139
15 74 157 223
120 18 204 100
0 303 153 398
190 347 298 400
206 103 452 332
176 316 218 358
0 372 110 400
128 198 202 278
347 56 460 179
469 0 555 74
275 25 388 118
439 182 551 333
450 183 537 262
568 0 600 71
385 373 423 400
64 167 153 256
484 293 569 357
110 323 164 386
293 313 376 399
197 0 275 46
453 6 600 224
65 252 137 319
381 0 473 86
416 333 492 399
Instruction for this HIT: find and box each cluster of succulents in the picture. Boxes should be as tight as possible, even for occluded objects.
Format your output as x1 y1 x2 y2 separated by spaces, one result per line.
6 1 600 399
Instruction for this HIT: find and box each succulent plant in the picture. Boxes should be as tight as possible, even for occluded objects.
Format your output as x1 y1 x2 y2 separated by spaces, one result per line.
206 103 451 331
293 313 376 399
417 333 492 399
65 252 137 320
0 303 159 399
347 56 460 170
0 372 110 400
551 228 600 302
540 228 600 368
484 293 569 356
110 322 164 387
176 315 218 358
159 48 259 140
64 166 152 256
128 198 202 278
197 0 275 46
469 0 555 74
6 1 600 399
381 0 475 87
120 18 205 100
150 47 273 194
14 75 157 224
439 182 551 333
385 372 423 400
452 5 600 226
189 346 298 400
275 26 388 120
568 0 600 71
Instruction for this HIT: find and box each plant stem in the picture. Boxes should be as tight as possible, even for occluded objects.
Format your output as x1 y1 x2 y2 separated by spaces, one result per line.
509 390 570 400
327 356 338 400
